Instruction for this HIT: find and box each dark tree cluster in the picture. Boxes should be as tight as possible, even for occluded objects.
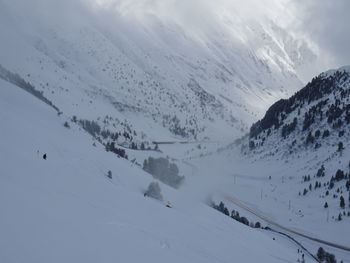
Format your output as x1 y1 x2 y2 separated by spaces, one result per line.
79 119 101 137
213 201 230 216
0 64 60 112
101 130 119 141
163 114 196 138
106 142 128 159
281 118 298 138
212 201 261 228
305 131 315 145
248 69 350 152
303 111 315 131
303 188 308 195
314 181 322 189
77 116 151 152
250 71 350 138
327 103 343 124
323 129 330 138
303 175 311 182
332 169 347 183
316 165 326 177
250 99 288 138
143 157 184 188
317 247 337 263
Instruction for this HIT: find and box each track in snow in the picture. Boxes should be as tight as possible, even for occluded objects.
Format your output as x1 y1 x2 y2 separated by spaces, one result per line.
222 194 350 253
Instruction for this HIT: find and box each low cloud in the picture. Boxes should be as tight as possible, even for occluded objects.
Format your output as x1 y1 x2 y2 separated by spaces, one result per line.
3 0 349 77
288 0 350 71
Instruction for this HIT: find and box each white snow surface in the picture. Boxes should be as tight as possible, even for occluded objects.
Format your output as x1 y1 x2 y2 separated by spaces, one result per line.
1 1 344 262
0 79 306 262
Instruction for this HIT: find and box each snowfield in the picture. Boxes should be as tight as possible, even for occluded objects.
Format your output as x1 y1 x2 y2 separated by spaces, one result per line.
0 79 305 262
1 1 349 262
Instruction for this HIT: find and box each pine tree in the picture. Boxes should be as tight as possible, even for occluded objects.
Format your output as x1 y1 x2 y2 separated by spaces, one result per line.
327 253 337 263
324 202 328 208
340 195 345 209
107 170 112 179
317 247 325 262
316 165 325 177
338 141 344 152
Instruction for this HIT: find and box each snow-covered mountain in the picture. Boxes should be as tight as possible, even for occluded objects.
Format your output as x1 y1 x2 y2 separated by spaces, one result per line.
0 59 311 263
246 65 350 161
217 66 350 262
4 1 347 262
0 0 315 143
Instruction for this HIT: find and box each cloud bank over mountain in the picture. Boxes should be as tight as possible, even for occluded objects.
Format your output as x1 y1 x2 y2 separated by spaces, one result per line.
91 0 349 79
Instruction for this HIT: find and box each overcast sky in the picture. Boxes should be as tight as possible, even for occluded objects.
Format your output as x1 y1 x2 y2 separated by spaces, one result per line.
5 0 348 77
91 0 349 75
289 0 350 71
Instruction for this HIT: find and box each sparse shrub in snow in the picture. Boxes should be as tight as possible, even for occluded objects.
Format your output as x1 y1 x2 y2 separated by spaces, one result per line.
107 170 112 179
144 182 163 201
338 213 342 221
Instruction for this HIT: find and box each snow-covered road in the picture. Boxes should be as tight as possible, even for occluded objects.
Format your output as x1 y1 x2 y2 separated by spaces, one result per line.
222 194 350 252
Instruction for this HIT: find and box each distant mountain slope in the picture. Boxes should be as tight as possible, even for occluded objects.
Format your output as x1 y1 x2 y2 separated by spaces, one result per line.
246 65 350 156
0 0 314 142
234 66 350 255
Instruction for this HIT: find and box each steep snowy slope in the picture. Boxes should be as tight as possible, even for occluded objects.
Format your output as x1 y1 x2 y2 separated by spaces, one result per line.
204 66 350 262
0 0 314 142
0 72 306 262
